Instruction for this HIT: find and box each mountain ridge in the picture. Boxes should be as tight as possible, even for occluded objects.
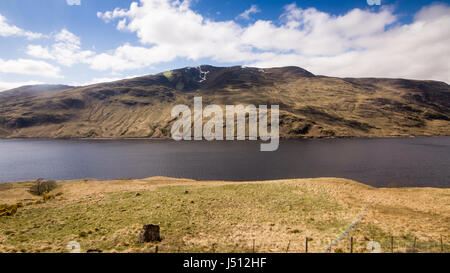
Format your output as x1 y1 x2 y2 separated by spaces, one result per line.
0 65 449 139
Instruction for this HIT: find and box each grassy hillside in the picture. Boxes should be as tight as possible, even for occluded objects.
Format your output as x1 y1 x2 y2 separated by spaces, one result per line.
0 177 448 253
0 65 449 138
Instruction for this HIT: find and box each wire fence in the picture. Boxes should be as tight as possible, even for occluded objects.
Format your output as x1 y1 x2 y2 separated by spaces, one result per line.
325 235 449 253
146 235 449 253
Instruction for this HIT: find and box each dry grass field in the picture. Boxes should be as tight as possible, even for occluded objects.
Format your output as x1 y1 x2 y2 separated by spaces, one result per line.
0 177 448 253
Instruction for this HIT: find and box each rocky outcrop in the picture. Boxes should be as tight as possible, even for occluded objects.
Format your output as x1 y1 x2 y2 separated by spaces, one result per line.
136 224 161 243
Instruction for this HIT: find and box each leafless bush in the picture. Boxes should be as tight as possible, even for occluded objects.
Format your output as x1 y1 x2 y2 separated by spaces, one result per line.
29 179 57 196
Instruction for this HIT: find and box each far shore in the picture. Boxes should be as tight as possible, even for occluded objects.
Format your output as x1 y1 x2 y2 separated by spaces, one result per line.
1 135 449 141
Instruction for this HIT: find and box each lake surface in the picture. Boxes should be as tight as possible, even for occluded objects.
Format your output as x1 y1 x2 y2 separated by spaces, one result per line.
0 137 449 187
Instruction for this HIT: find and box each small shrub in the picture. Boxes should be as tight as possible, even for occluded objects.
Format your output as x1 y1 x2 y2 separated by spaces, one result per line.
334 248 345 253
29 179 57 196
43 193 55 201
85 129 97 138
0 203 23 217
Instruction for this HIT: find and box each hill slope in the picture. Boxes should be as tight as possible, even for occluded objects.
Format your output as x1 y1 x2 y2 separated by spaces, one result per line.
0 65 449 138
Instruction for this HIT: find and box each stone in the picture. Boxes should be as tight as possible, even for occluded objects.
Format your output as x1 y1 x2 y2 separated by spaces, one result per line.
87 249 103 253
136 224 161 244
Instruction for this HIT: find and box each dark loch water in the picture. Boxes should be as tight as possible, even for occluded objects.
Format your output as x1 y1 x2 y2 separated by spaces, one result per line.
0 137 449 187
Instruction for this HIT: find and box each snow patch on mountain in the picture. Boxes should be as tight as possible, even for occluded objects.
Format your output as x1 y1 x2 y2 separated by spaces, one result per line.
197 66 210 83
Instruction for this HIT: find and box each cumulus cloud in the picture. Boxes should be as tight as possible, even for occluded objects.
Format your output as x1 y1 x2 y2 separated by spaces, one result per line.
66 0 81 6
92 0 450 82
95 0 259 69
71 74 146 86
237 5 261 20
0 13 42 39
0 80 45 92
89 44 169 71
0 58 61 78
97 7 129 23
250 4 450 82
26 29 94 66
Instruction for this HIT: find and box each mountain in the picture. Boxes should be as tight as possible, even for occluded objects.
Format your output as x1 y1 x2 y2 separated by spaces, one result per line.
0 65 449 138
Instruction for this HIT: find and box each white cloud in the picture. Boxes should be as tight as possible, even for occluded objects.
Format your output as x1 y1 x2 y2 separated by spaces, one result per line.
68 77 121 87
237 5 261 20
89 44 174 71
27 29 94 66
26 45 54 59
95 0 256 70
86 77 123 84
70 74 146 86
66 0 81 6
0 80 45 92
250 4 450 82
0 58 61 78
92 0 450 82
243 5 398 56
0 13 42 39
97 7 129 23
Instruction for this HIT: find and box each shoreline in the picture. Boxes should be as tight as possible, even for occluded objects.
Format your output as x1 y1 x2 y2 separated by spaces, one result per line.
1 134 449 141
1 176 449 190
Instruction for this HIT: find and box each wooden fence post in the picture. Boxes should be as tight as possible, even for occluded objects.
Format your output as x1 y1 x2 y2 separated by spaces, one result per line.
155 245 158 253
286 240 291 253
252 239 255 253
413 237 417 250
441 236 444 253
305 237 309 253
391 236 394 253
350 237 353 253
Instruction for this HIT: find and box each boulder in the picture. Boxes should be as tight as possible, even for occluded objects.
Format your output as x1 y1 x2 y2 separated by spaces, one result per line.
136 224 161 243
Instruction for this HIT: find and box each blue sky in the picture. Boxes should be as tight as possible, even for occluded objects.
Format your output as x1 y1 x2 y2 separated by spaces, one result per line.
0 0 449 90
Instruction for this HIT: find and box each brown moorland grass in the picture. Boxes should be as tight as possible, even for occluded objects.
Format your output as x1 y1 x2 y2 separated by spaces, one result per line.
0 177 448 253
